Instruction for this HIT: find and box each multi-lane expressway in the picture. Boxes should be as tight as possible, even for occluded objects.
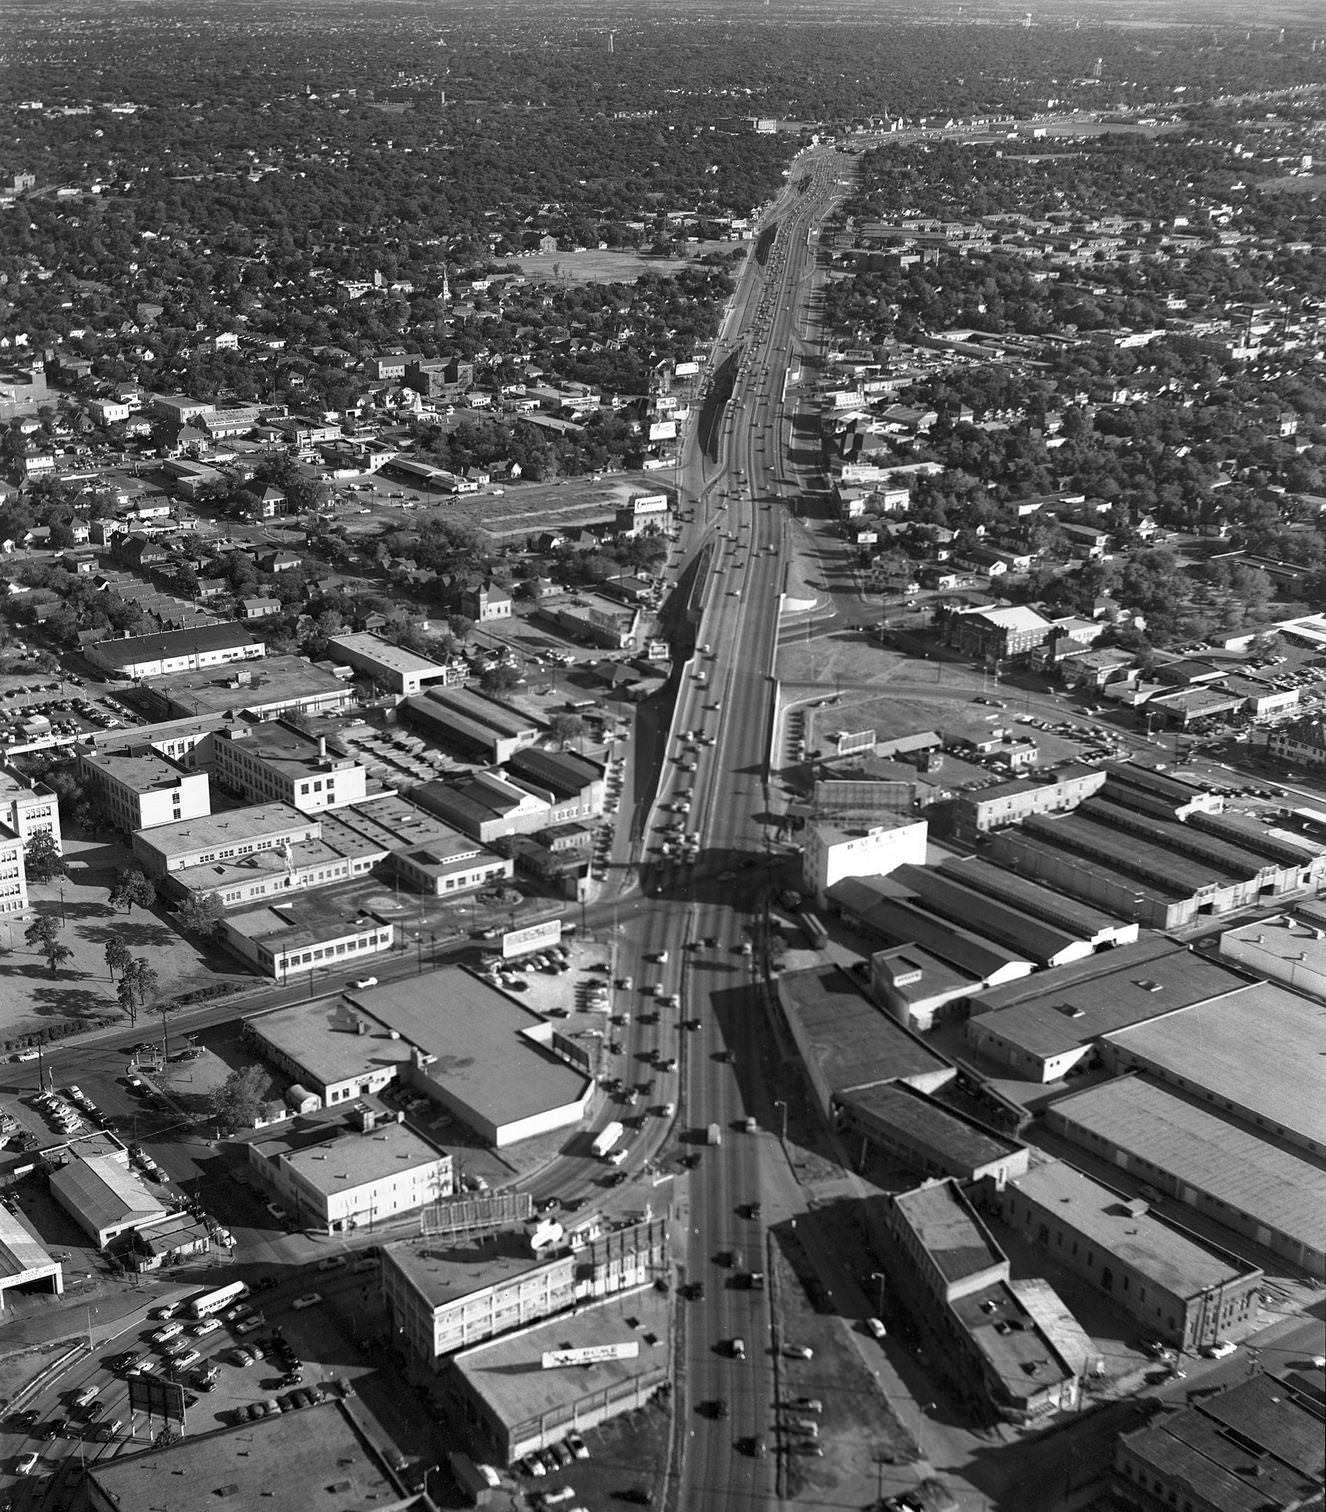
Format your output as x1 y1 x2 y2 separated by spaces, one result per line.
511 146 848 1507
512 147 851 1509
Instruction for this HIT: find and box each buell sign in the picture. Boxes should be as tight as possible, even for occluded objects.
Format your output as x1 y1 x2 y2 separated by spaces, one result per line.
541 1341 640 1369
501 918 563 960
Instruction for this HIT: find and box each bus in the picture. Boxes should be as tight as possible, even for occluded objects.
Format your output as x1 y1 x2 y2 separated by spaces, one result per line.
189 1280 249 1320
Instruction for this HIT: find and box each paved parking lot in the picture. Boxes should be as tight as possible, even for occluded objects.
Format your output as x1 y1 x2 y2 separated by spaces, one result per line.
0 671 150 747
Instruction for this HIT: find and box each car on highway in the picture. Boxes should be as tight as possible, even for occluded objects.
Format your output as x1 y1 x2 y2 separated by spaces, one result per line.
292 1293 323 1310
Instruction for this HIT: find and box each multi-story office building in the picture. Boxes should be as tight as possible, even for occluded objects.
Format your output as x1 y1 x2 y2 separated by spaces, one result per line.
0 829 27 918
78 748 211 834
246 1102 452 1235
383 1217 668 1369
211 721 368 813
0 765 62 852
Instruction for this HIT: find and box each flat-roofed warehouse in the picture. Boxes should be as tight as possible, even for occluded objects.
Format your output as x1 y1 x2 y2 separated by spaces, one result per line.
450 1287 670 1466
837 1081 1030 1184
402 684 543 764
82 1400 397 1512
775 962 956 1119
247 971 592 1147
1043 1075 1326 1275
1102 981 1326 1158
142 653 354 721
361 974 592 1146
85 620 263 679
992 1159 1262 1350
327 630 452 697
966 937 1247 1084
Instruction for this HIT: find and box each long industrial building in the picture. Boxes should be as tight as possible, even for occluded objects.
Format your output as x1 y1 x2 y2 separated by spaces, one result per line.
402 685 543 764
1043 1075 1326 1275
1112 1368 1325 1512
830 852 1139 1032
971 764 1326 928
991 1160 1262 1352
1101 981 1326 1158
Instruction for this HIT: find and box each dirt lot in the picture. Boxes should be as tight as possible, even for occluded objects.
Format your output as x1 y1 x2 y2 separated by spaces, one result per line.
769 1223 914 1503
331 467 670 549
515 242 738 284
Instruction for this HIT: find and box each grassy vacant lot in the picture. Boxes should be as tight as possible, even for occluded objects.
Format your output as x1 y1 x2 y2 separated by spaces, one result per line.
0 835 232 1049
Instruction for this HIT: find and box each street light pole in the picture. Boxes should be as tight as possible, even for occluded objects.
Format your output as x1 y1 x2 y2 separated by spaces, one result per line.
871 1269 886 1318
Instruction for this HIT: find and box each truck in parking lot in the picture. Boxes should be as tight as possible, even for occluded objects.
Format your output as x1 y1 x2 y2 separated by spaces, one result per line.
591 1121 625 1159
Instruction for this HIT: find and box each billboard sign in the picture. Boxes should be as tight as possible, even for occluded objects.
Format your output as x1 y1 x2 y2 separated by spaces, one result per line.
419 1191 532 1239
648 420 677 443
631 493 669 516
129 1374 188 1425
833 728 878 757
501 918 563 960
541 1341 640 1369
674 360 700 378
